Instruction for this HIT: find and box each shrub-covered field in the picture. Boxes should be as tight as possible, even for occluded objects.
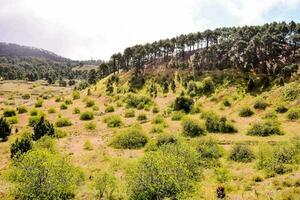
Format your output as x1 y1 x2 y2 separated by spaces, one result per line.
0 71 300 200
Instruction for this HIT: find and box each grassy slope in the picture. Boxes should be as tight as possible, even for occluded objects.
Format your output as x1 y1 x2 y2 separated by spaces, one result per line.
0 68 299 199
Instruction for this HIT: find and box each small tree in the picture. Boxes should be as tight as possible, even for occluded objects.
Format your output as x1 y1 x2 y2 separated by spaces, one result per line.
33 117 55 140
10 135 33 158
247 78 255 92
0 117 11 141
171 80 176 93
94 171 117 199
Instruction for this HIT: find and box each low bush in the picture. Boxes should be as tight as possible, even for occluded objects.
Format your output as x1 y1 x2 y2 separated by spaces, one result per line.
239 107 254 117
253 100 268 110
287 108 300 121
94 171 117 199
55 117 72 127
80 111 94 120
48 107 56 114
137 113 147 121
182 117 206 137
34 98 44 108
149 125 164 134
86 99 95 107
72 90 80 100
73 107 80 114
124 109 135 118
171 111 185 121
247 121 284 136
263 111 277 119
229 144 255 163
222 99 231 107
205 113 237 133
17 106 28 114
7 116 18 124
30 109 39 116
54 128 68 138
152 115 165 125
85 121 96 130
110 126 148 149
123 94 152 109
152 106 159 113
21 94 30 99
215 167 231 183
3 109 16 117
105 105 115 113
103 115 123 128
196 138 223 167
92 106 99 111
173 96 194 113
60 103 68 110
275 105 288 113
83 140 93 150
64 99 73 105
156 134 178 147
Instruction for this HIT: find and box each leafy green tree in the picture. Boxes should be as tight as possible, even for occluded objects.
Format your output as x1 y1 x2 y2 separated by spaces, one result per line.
10 134 33 158
33 117 55 141
0 117 11 141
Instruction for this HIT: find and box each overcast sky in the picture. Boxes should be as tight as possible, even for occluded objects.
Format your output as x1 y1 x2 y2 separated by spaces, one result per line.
0 0 300 60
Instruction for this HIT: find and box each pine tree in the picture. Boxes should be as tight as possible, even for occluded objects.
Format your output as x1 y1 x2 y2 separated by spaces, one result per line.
33 117 55 141
0 117 11 141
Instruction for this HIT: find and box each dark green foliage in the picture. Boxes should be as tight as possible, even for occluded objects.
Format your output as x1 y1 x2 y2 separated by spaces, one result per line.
103 115 123 128
34 98 43 108
247 121 284 136
110 127 148 149
173 96 194 113
239 107 254 117
253 100 268 110
33 117 55 140
162 82 169 94
171 80 176 93
247 79 255 92
205 114 237 133
21 94 30 100
275 105 288 113
229 144 255 163
124 94 152 109
128 75 145 92
0 117 11 141
124 109 135 118
137 113 147 121
282 64 299 77
201 78 215 95
171 111 185 121
10 135 33 159
287 108 300 121
60 103 68 110
148 82 158 98
80 111 94 120
17 106 28 114
156 134 178 147
222 99 231 107
85 99 95 107
3 109 16 117
182 117 206 137
196 138 223 167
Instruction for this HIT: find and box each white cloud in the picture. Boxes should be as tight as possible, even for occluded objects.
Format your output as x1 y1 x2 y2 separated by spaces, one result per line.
0 0 299 60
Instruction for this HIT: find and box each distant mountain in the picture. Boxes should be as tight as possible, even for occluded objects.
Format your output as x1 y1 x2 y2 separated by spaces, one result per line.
0 42 70 62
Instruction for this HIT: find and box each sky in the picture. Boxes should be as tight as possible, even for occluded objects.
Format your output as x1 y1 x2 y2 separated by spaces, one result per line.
0 0 300 60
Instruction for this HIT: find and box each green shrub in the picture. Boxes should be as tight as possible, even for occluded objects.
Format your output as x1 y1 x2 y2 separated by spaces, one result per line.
215 167 231 183
229 144 255 163
73 107 80 114
128 143 199 199
275 105 288 113
205 113 237 133
123 94 152 109
171 111 185 121
72 90 80 100
173 96 194 113
48 107 56 114
137 113 147 121
152 115 165 124
28 116 43 127
34 98 43 108
196 138 223 167
149 125 164 134
55 96 63 102
105 105 115 113
239 107 254 117
222 99 231 107
30 109 39 116
103 115 123 128
86 99 95 107
21 94 30 100
9 149 82 200
110 126 148 149
10 134 33 159
124 109 135 118
83 140 93 150
60 103 68 110
84 121 96 130
64 99 73 105
80 111 94 120
263 111 277 119
182 117 206 137
92 105 99 111
0 117 11 141
3 109 16 117
283 87 300 101
54 128 68 138
156 134 178 147
152 106 159 113
55 117 72 127
17 106 28 114
247 121 284 136
287 108 300 121
254 100 268 110
7 116 18 125
94 171 117 199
